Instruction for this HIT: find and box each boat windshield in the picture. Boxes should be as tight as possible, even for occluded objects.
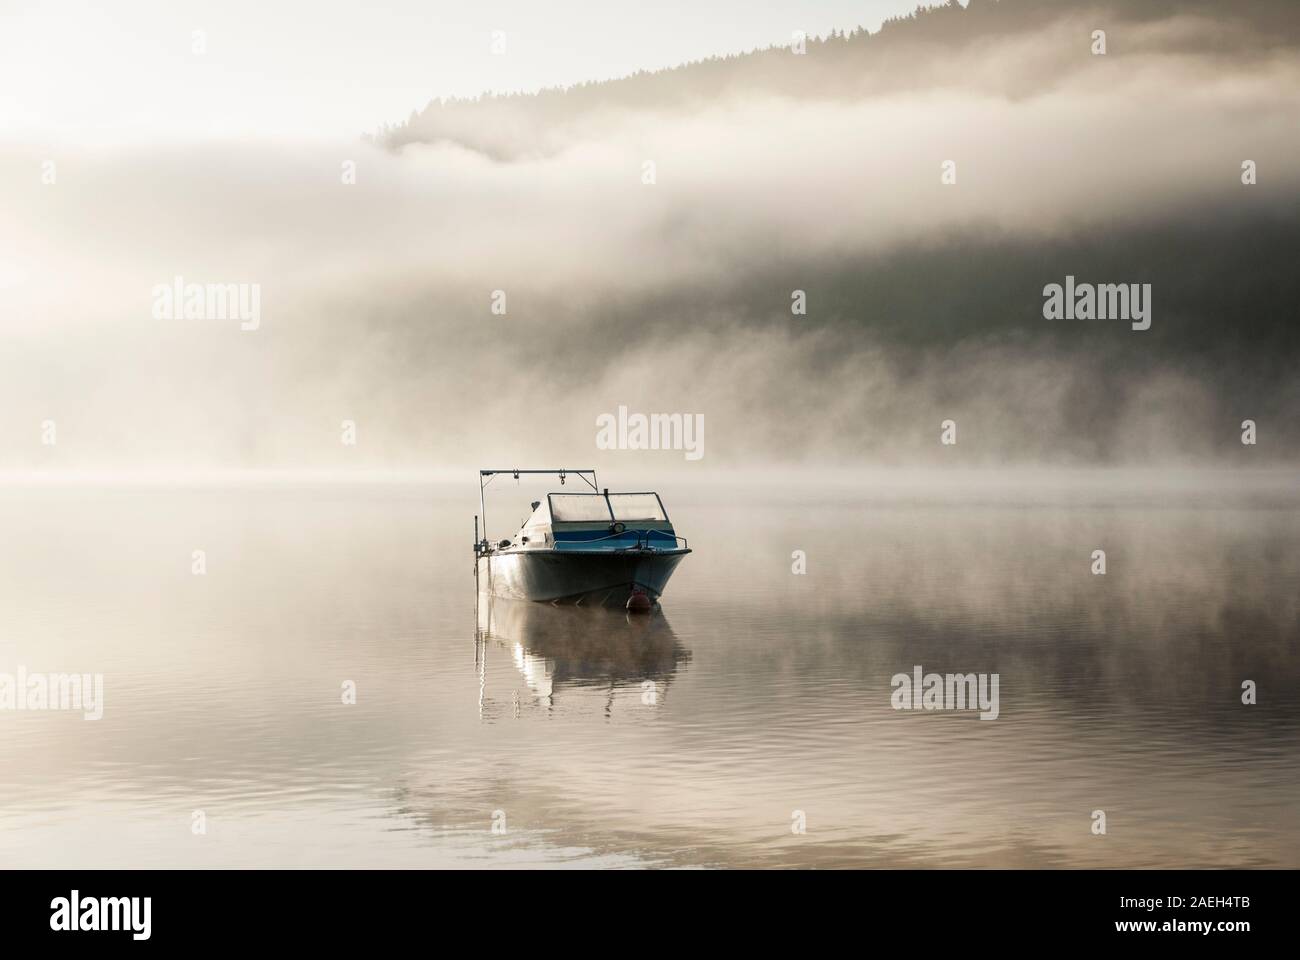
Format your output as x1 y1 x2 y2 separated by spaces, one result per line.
608 493 666 522
549 494 613 522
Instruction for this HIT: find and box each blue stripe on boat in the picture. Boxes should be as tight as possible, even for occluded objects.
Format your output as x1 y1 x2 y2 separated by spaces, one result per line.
552 529 678 550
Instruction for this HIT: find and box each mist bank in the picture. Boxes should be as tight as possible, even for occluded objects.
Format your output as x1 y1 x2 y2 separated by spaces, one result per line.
3 1 1298 471
4 218 1295 470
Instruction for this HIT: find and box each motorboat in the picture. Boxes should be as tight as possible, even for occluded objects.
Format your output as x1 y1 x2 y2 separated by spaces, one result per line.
473 468 690 609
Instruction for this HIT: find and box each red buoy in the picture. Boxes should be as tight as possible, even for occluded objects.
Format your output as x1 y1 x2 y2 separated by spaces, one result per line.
626 589 653 613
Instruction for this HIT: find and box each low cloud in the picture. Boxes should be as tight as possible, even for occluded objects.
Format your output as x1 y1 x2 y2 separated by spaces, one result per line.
2 6 1298 471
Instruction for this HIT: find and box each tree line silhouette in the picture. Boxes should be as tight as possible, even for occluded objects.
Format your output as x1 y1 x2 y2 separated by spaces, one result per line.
377 0 1300 154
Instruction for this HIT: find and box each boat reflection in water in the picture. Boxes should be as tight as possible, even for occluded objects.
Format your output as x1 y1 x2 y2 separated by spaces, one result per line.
474 594 690 706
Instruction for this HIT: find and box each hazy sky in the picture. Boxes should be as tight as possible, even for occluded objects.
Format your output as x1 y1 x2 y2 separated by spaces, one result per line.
1 0 929 141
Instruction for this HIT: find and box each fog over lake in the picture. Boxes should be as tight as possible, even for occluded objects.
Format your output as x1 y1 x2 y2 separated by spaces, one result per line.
0 477 1296 867
3 1 1298 474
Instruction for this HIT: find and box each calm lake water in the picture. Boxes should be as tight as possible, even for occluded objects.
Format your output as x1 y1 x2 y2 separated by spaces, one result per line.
1 473 1297 868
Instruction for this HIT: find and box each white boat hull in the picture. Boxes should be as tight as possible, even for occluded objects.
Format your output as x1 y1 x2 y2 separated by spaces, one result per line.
476 548 689 605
